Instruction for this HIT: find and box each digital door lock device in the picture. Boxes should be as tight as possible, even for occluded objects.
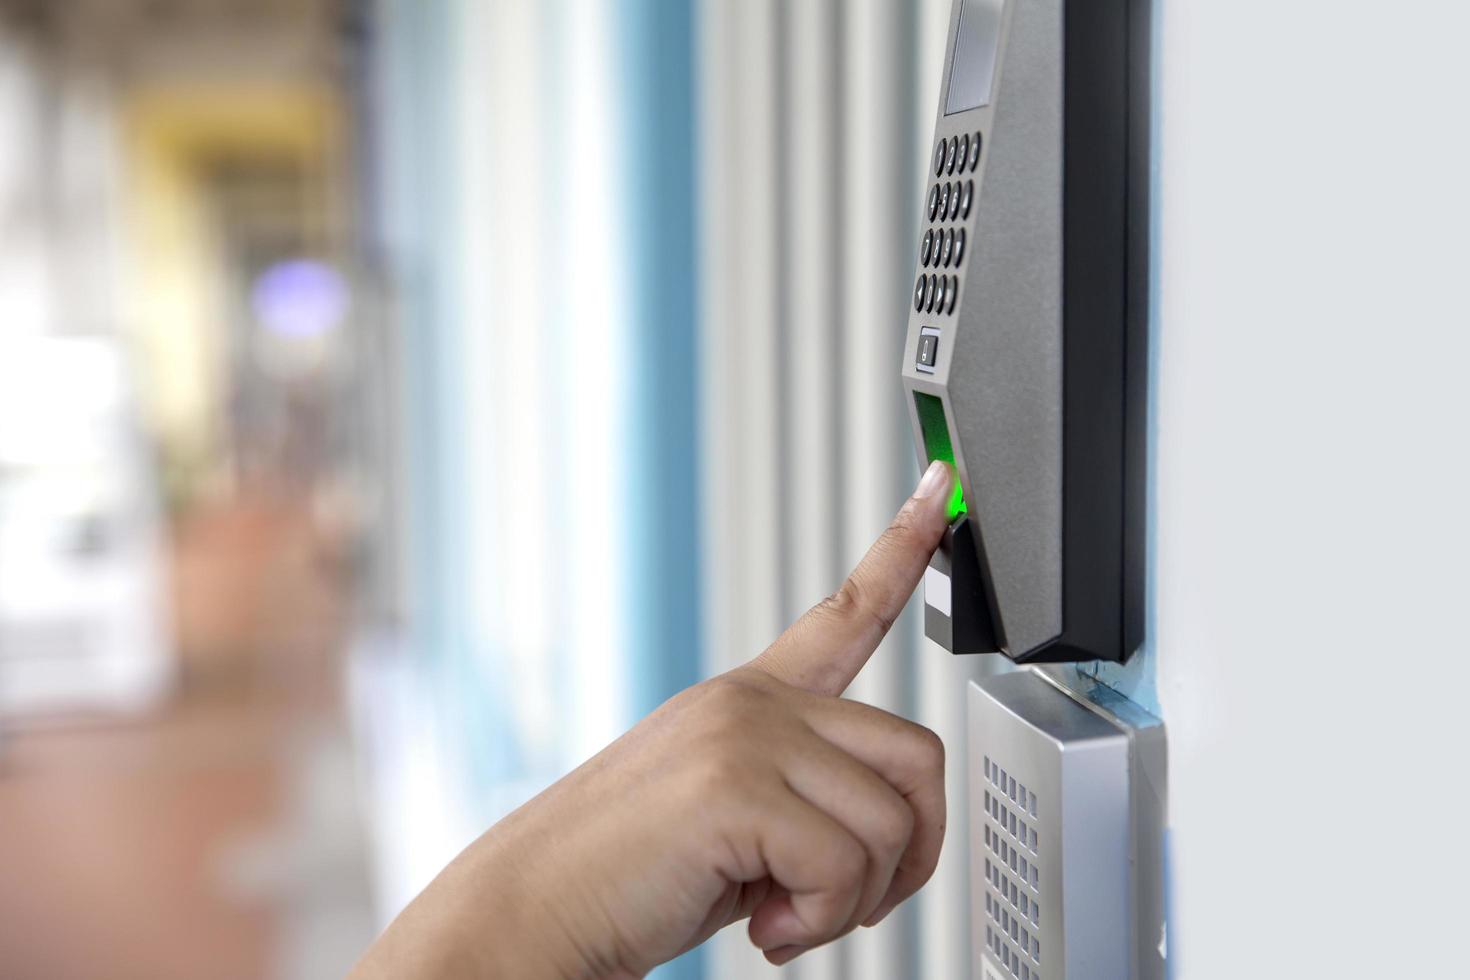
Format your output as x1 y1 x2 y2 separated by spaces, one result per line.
903 0 1150 665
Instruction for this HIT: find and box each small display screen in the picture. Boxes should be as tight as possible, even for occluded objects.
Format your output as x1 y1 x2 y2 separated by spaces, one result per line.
945 0 1004 115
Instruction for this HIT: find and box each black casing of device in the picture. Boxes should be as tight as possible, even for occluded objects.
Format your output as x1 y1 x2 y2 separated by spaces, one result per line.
903 0 1150 664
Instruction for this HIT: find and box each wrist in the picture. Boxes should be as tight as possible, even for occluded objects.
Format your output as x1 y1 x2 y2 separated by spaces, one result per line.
457 816 630 979
353 827 609 980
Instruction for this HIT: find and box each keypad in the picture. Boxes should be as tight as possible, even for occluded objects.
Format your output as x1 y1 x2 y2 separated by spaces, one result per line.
912 130 983 334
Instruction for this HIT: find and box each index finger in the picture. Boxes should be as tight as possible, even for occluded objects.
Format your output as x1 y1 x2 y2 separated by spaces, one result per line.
752 460 955 696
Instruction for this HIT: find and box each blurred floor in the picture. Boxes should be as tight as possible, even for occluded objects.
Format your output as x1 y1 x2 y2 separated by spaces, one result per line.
0 493 374 980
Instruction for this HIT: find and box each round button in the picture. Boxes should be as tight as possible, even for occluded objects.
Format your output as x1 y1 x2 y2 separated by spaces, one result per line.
957 134 970 173
914 275 927 312
933 274 948 313
934 142 946 178
947 276 959 315
928 184 941 221
960 180 974 219
969 132 982 170
953 227 966 266
949 181 962 221
927 274 939 313
948 136 960 175
940 183 952 221
941 228 955 267
921 229 935 267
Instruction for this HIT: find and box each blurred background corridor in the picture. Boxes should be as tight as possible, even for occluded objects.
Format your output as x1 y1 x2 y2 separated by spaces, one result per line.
0 1 380 977
0 1 975 978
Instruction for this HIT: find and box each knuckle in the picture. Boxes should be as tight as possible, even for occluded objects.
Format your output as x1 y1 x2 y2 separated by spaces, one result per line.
879 507 929 557
810 904 853 942
913 724 946 774
821 830 867 889
906 838 944 890
838 836 869 892
804 900 850 942
875 801 916 854
813 877 865 937
687 739 758 798
886 504 924 538
916 837 944 882
890 716 946 777
827 576 895 637
698 674 766 726
813 586 855 621
679 677 789 799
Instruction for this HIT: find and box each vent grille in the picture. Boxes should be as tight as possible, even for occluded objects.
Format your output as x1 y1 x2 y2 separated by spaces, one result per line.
981 755 1042 978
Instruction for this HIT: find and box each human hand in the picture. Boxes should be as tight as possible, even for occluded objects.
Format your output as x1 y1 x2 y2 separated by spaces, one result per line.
352 460 957 979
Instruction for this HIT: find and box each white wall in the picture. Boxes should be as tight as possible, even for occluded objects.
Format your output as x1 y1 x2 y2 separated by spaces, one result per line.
1154 2 1470 975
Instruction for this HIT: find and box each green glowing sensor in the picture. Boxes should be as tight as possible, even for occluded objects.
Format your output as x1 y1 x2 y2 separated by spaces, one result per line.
914 392 967 522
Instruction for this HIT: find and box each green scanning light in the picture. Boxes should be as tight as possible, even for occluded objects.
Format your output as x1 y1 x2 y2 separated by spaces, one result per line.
945 478 968 522
914 392 967 523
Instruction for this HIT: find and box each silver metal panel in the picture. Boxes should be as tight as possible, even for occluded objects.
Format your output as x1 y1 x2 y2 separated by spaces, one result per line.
1037 667 1168 980
970 670 1165 979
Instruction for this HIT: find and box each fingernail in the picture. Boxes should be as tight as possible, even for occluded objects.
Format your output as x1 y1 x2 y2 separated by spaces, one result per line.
862 902 895 928
764 945 808 966
915 459 951 499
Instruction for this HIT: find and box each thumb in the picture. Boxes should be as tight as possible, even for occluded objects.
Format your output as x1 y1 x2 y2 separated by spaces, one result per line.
751 460 956 697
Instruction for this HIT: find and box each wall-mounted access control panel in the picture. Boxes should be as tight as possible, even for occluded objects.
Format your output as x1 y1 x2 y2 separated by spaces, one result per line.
903 0 1149 663
969 669 1166 980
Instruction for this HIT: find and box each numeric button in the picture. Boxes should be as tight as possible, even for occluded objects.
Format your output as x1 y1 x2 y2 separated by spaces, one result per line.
921 228 935 267
928 184 941 221
940 183 952 221
947 136 959 175
926 274 939 313
957 134 970 173
934 142 946 178
941 228 955 267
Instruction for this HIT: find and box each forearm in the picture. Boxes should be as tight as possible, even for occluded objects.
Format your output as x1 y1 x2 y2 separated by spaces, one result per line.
350 825 612 980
